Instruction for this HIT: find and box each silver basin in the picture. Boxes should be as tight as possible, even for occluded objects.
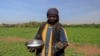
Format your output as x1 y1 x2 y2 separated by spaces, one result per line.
26 39 43 48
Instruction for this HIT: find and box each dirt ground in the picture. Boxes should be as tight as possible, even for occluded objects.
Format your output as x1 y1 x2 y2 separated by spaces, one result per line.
0 36 29 42
68 43 100 56
0 36 100 56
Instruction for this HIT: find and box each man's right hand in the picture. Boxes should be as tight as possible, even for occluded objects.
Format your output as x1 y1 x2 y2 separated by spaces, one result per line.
25 41 35 53
27 47 35 53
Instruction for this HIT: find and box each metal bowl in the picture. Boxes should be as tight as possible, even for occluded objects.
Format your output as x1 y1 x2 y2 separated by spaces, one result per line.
26 39 43 48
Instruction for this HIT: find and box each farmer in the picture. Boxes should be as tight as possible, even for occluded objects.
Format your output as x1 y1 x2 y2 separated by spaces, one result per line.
26 8 69 56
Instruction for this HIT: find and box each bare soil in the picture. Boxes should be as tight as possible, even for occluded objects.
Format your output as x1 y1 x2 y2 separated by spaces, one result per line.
68 43 100 56
0 36 100 56
0 36 29 42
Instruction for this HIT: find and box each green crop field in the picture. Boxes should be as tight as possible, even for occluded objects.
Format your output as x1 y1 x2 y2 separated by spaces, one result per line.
0 27 100 56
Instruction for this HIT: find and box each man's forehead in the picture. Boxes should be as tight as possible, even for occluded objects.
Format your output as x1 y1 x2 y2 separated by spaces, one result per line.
48 14 57 16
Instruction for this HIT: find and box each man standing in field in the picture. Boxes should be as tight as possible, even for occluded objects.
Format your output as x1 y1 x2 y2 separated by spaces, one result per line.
26 8 69 56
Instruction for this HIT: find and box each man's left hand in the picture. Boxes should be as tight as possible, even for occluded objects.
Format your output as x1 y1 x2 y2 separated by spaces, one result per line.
55 42 64 49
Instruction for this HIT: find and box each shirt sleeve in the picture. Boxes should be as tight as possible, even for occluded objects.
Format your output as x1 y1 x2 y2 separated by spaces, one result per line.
60 27 69 43
34 26 42 40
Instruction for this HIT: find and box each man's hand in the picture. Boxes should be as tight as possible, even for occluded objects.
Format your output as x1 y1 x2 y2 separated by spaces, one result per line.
55 42 64 49
55 42 68 50
27 47 35 53
25 41 35 53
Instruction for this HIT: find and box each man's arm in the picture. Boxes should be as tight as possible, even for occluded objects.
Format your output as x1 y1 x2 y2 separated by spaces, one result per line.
25 22 46 52
55 27 69 49
60 28 69 44
25 24 42 52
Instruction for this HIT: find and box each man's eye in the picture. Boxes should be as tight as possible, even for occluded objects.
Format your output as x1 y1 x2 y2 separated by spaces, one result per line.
49 16 56 18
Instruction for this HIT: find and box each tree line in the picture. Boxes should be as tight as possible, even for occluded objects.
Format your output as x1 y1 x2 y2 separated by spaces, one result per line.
0 22 100 28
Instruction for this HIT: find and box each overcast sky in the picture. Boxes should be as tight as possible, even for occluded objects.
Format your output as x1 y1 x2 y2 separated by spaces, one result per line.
0 0 100 24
